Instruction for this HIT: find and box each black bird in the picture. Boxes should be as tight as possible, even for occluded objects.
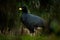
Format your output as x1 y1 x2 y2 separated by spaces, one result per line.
20 5 53 34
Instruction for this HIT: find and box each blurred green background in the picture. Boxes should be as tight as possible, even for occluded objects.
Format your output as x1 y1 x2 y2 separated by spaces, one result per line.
0 0 60 40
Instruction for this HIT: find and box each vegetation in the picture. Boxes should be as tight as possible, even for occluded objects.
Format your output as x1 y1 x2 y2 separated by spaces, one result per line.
0 0 60 40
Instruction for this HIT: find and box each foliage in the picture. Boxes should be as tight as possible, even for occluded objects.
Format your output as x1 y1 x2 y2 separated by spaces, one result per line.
0 0 60 40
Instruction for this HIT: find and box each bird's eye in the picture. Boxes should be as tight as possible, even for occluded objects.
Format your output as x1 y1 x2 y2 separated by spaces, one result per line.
19 8 22 10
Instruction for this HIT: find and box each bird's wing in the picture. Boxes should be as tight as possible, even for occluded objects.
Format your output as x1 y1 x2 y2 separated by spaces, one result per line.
27 14 44 25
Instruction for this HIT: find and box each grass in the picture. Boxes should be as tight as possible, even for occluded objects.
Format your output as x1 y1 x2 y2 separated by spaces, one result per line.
20 34 60 40
0 12 60 40
0 32 60 40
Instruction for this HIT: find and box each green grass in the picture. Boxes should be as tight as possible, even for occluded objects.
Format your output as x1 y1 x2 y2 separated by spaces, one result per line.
0 12 60 40
0 21 60 40
20 34 60 40
0 33 60 40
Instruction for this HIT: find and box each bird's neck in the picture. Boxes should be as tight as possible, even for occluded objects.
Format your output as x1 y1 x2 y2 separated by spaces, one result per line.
22 11 28 14
22 9 28 14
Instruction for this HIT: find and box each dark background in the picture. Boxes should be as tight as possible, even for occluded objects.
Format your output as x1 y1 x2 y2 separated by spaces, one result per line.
0 0 60 40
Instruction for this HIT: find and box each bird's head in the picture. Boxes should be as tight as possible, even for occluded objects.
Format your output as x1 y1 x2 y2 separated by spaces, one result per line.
19 5 28 13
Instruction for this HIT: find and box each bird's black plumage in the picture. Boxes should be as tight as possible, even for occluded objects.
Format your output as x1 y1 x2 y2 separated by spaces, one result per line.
22 6 28 13
20 6 46 33
21 6 53 34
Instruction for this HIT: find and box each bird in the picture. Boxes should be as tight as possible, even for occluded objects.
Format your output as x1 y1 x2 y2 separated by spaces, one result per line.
19 5 54 34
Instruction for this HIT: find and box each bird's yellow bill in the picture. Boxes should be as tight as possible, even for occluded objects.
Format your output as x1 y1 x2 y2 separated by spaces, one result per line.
19 8 22 10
